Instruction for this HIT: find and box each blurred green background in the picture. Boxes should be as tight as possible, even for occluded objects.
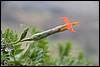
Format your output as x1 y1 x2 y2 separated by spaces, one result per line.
1 1 99 65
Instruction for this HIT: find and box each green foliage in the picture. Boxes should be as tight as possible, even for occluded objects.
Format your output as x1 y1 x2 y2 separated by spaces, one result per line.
1 27 93 66
58 41 71 61
57 42 92 66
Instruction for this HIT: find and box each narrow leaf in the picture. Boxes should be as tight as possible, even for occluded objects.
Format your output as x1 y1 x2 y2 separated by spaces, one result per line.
14 44 22 50
64 41 71 56
58 43 64 57
15 49 24 55
19 27 29 41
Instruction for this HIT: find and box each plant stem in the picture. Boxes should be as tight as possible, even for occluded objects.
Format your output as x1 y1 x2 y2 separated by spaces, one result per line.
21 24 66 42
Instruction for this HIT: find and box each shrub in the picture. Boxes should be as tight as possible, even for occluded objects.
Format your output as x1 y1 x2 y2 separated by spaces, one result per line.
1 27 92 66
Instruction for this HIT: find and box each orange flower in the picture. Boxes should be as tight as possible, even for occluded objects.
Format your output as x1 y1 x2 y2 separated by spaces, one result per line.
60 17 80 32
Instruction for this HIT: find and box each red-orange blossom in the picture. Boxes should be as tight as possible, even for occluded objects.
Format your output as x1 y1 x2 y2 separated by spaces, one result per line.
60 17 80 32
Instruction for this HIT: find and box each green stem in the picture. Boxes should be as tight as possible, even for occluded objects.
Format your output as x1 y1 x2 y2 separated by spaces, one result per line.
21 25 66 42
9 40 21 45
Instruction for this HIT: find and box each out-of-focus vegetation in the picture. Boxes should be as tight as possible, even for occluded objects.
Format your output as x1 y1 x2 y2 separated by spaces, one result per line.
1 26 92 66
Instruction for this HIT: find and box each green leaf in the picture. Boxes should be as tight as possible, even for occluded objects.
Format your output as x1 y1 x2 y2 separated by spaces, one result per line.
12 34 18 42
20 42 35 59
14 44 22 50
64 41 71 56
15 49 24 55
36 49 43 54
19 27 29 41
78 52 84 60
58 43 64 57
3 28 10 40
36 53 43 60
